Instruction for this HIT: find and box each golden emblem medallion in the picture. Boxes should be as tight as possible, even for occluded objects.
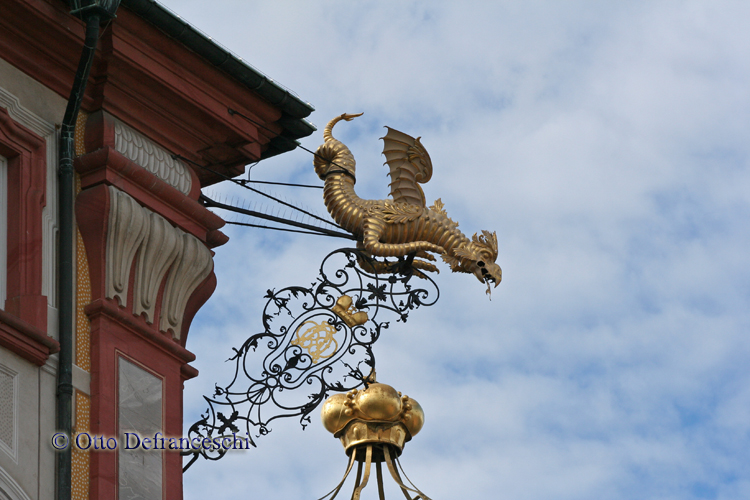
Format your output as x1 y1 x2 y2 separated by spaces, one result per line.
291 320 339 363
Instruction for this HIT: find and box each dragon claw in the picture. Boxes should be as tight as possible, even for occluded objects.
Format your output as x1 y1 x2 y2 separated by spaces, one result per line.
415 250 437 262
412 259 438 274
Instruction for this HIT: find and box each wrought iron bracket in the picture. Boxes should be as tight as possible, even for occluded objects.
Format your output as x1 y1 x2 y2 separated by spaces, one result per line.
183 248 439 471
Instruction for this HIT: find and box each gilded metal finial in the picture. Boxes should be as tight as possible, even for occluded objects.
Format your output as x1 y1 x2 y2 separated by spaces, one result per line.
319 381 430 500
314 113 502 297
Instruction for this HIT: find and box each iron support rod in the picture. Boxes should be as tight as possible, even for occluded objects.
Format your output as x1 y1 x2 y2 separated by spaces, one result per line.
201 195 355 240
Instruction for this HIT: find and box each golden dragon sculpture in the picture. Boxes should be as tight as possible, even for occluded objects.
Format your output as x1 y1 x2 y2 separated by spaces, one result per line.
314 113 502 296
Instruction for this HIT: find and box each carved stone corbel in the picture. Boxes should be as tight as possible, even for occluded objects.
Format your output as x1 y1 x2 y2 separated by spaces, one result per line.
88 186 213 341
132 212 183 324
105 186 150 306
159 233 213 340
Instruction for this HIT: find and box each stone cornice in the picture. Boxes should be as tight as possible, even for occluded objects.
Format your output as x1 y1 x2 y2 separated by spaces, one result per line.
84 299 195 364
75 147 225 246
0 308 60 366
113 117 193 196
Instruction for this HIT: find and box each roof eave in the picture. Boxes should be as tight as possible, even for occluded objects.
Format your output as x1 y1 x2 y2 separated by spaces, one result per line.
119 0 316 145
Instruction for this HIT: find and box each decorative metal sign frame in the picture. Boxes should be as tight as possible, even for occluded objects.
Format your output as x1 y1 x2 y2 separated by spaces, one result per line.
183 248 439 471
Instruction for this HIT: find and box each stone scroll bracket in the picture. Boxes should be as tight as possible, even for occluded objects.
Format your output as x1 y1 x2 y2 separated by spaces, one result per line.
77 184 215 346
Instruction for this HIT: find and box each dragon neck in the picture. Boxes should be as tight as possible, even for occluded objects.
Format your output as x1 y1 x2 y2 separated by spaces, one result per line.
449 232 472 254
441 228 471 259
323 173 366 234
423 207 471 257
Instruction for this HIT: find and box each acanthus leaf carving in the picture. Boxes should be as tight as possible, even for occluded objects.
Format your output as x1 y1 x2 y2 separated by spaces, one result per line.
105 186 150 307
104 186 214 340
159 233 213 340
133 212 183 324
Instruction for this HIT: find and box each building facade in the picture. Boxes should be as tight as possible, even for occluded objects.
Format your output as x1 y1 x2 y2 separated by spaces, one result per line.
0 1 314 498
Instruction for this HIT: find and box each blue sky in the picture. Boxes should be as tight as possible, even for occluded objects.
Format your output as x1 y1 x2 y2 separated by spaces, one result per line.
157 1 750 498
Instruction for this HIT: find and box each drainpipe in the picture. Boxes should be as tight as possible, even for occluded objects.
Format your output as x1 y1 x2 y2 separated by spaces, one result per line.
57 2 119 498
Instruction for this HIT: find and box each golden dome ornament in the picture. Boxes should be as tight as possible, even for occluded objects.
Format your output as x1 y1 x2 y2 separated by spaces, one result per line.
318 378 431 500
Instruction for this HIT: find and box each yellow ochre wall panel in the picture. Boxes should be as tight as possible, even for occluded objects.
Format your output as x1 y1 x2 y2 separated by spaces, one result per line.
72 111 90 500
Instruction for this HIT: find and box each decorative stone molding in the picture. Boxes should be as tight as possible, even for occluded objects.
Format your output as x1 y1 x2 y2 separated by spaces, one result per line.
159 233 213 340
0 464 32 500
0 154 6 308
83 299 196 364
104 187 213 340
0 363 18 463
75 147 224 246
0 308 59 367
105 186 150 307
113 118 192 195
133 212 182 324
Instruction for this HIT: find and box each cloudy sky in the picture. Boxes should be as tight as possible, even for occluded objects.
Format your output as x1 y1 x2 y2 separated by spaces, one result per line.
156 1 750 498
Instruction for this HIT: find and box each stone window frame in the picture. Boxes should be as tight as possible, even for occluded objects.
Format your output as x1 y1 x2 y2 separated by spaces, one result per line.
0 86 57 337
0 95 59 366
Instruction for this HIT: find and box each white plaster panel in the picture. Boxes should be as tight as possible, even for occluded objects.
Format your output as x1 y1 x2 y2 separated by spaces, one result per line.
0 348 56 500
37 367 56 500
71 364 90 396
118 357 162 500
0 59 67 126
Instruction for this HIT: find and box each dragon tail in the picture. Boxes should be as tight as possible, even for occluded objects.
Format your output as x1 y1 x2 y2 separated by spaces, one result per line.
314 112 363 180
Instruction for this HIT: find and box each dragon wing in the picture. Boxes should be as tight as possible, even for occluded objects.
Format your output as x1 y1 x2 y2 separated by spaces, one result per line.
381 126 433 207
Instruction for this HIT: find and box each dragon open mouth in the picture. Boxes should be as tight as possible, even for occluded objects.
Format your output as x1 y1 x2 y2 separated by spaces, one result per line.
480 264 500 300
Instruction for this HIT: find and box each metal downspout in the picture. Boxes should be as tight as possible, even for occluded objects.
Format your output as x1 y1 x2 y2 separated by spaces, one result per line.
56 13 101 500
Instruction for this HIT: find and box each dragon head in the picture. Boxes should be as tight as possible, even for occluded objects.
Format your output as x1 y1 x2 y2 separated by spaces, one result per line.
450 231 502 297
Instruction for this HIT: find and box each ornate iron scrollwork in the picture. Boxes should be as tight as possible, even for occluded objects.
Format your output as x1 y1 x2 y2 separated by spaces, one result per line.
183 248 439 471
